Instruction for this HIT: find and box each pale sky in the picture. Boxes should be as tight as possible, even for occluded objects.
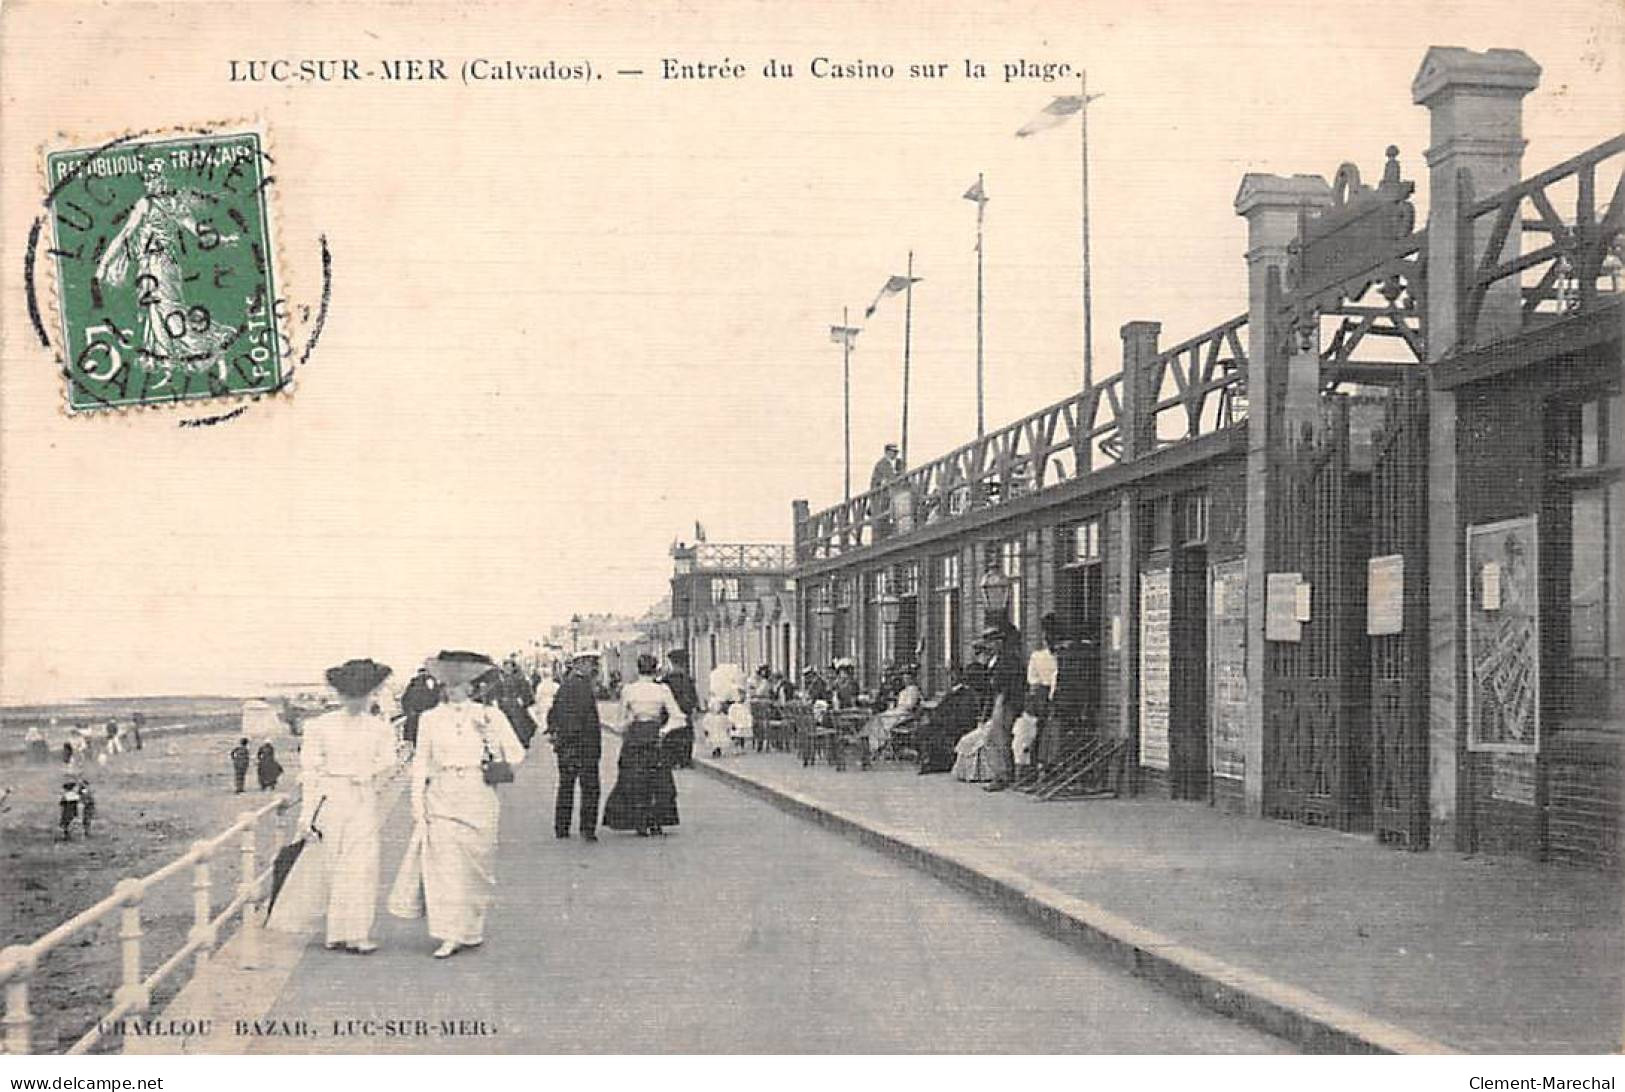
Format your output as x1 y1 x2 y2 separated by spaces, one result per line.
1 0 1620 702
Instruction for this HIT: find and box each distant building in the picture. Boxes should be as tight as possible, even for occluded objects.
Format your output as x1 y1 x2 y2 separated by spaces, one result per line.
618 541 796 701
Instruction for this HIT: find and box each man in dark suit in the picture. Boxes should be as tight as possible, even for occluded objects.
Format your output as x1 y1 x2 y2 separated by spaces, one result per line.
917 666 981 774
982 622 1027 792
399 666 440 748
658 650 700 769
547 652 603 841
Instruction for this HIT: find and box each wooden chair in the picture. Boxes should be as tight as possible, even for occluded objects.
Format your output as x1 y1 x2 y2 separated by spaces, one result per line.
832 709 872 771
750 699 785 752
788 703 832 767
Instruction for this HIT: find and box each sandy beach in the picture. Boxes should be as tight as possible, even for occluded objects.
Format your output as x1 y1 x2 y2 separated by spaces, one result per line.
1 700 304 1052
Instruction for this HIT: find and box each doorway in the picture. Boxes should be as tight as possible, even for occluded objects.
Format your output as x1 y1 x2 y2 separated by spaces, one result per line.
1170 542 1210 800
1060 561 1105 728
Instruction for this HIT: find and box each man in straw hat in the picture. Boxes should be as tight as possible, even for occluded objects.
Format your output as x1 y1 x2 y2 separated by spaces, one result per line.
298 657 397 954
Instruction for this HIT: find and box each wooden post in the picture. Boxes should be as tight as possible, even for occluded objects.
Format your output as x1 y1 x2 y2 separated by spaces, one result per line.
112 879 148 1015
0 947 33 1055
189 843 215 976
901 250 914 468
1080 71 1094 391
238 815 262 970
844 305 853 506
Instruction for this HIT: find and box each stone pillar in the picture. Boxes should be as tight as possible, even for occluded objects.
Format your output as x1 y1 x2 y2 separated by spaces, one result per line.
1118 321 1162 460
1234 174 1332 815
791 498 810 558
1412 46 1540 849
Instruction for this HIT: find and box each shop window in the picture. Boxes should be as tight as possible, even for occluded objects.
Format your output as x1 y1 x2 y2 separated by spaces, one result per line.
710 577 740 603
935 553 960 589
994 538 1024 631
1180 491 1209 546
897 560 920 597
1552 393 1622 727
1141 496 1174 552
1566 478 1621 721
1065 518 1103 566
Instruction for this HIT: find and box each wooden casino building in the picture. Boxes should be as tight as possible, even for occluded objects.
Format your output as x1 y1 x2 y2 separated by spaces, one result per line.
788 46 1623 869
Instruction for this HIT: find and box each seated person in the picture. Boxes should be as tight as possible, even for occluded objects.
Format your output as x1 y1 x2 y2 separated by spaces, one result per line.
950 641 1003 782
918 667 982 774
865 668 922 755
831 661 859 710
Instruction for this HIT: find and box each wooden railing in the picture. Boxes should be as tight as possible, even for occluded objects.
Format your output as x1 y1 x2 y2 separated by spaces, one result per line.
684 543 795 572
796 314 1248 562
0 792 295 1055
1459 133 1625 349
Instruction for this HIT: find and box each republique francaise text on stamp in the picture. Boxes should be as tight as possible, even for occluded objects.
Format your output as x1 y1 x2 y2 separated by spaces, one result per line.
42 129 286 412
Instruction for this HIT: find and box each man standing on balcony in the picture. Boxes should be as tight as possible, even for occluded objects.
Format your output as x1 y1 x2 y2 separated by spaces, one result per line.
870 442 905 490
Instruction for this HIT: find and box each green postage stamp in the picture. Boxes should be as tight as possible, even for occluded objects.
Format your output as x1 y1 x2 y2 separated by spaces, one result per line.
43 129 286 412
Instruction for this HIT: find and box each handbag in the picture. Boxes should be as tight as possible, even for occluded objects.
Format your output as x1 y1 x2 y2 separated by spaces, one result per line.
482 743 514 785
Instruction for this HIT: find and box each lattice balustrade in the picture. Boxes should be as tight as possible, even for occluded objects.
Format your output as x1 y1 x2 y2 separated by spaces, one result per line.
796 315 1248 562
1459 133 1625 348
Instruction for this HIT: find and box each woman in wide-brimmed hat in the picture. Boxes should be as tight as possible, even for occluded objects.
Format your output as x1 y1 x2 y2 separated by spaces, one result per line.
388 650 525 959
271 657 397 953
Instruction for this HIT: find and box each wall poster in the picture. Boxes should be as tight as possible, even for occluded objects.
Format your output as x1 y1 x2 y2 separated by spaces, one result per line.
1139 568 1171 771
1209 560 1248 781
1265 571 1302 642
1466 515 1540 754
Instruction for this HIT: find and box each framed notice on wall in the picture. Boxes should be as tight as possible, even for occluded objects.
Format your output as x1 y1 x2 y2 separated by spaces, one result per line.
1265 572 1301 642
1466 515 1540 754
1139 568 1171 771
1367 554 1404 636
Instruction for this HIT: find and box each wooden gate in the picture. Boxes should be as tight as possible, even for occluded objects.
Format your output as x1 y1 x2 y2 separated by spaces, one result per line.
1367 377 1430 848
1264 399 1372 830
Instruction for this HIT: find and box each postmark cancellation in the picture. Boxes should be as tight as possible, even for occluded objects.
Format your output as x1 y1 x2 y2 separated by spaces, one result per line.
38 126 290 414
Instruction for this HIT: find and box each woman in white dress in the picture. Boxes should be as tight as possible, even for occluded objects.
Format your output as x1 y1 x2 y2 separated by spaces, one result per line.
269 657 397 953
389 650 525 959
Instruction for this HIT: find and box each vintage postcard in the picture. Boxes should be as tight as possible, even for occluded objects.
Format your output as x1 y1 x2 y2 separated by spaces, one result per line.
0 0 1621 1075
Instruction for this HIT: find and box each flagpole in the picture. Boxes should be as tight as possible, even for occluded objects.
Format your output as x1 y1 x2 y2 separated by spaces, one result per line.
901 249 914 469
843 305 852 506
1080 70 1094 391
976 173 985 438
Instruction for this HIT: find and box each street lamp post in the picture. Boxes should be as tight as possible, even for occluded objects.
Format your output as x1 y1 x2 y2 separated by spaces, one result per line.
979 566 1011 632
877 588 901 669
570 614 582 655
814 599 836 667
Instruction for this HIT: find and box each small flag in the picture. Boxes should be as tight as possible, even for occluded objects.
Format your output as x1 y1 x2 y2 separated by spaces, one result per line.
829 324 861 349
962 178 988 204
1015 95 1084 137
864 274 922 318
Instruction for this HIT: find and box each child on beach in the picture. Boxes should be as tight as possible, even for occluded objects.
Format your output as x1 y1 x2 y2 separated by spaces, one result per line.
58 778 94 840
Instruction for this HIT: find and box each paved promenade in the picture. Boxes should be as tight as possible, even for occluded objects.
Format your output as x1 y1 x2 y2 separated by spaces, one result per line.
692 747 1622 1054
142 732 1284 1054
